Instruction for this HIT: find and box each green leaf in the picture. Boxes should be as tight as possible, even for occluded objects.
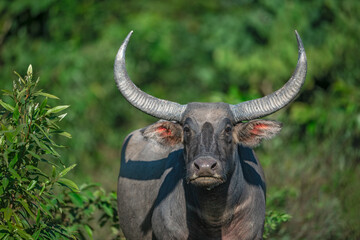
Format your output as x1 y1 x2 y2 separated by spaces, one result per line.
27 64 33 76
59 164 76 177
9 153 19 169
30 134 59 157
57 131 72 138
15 227 34 240
39 202 53 218
2 234 10 240
52 165 56 178
28 151 41 160
17 88 27 100
0 99 15 112
33 91 59 99
45 105 70 115
13 71 25 84
57 178 80 192
18 199 36 221
2 177 9 189
13 212 23 227
36 209 41 225
33 123 56 145
2 89 13 96
38 97 47 114
0 225 9 231
84 225 93 240
25 165 47 177
27 180 37 191
39 183 46 196
32 229 41 240
4 208 12 222
57 113 67 121
102 204 114 218
13 104 20 121
69 192 84 207
9 168 22 181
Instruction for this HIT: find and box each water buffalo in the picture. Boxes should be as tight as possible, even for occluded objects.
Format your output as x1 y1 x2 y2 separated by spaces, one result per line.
115 31 307 240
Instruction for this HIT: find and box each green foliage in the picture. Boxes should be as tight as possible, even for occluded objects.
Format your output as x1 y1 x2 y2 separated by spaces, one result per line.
263 211 291 239
1 0 360 239
0 67 120 239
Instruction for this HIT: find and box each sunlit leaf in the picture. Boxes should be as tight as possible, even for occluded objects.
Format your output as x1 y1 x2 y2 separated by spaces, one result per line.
45 105 69 115
59 164 76 177
39 183 46 196
0 99 14 112
33 92 59 99
57 131 72 138
57 113 67 121
27 180 37 191
84 225 93 240
57 178 80 192
1 89 12 96
27 64 33 76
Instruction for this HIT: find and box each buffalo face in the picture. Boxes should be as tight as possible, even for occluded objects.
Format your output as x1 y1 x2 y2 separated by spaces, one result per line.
181 104 235 189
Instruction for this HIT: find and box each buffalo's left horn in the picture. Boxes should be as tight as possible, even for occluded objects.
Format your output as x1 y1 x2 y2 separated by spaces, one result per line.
114 31 186 121
230 30 307 122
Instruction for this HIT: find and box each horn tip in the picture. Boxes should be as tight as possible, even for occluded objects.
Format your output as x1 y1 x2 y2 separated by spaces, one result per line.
294 30 305 52
117 30 134 60
124 30 134 44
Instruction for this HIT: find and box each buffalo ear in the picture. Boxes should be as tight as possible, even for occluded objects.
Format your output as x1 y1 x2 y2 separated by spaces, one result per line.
142 120 183 146
233 120 282 148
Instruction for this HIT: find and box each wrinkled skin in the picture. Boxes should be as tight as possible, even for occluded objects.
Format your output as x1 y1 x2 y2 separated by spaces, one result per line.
117 103 282 240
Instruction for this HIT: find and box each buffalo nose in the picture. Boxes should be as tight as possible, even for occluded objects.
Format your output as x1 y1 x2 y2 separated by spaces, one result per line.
193 157 218 176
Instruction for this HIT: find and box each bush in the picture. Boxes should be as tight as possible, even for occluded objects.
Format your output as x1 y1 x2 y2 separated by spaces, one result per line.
0 66 120 240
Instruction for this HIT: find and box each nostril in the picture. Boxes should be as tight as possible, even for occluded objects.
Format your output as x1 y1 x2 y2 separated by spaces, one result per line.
211 162 217 170
194 162 200 170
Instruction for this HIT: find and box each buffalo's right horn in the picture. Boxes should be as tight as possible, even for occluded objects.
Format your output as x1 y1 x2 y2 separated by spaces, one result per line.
114 31 186 121
230 30 307 122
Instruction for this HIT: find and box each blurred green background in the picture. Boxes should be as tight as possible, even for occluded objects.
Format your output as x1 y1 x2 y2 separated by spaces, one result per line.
0 0 359 239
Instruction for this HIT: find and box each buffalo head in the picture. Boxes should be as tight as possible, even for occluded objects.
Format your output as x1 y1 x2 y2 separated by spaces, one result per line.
114 31 306 190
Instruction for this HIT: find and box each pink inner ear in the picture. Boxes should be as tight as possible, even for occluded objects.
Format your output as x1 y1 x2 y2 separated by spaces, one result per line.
156 126 172 136
250 123 268 135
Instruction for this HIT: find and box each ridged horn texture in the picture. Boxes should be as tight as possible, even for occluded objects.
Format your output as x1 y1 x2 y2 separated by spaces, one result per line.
114 31 186 121
230 30 307 122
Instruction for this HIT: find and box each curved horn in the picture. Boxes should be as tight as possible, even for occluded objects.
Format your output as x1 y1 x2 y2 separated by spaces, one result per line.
230 30 307 122
114 31 186 121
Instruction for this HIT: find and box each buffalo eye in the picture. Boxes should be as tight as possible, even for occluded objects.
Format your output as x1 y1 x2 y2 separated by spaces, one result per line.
183 126 191 135
225 126 232 133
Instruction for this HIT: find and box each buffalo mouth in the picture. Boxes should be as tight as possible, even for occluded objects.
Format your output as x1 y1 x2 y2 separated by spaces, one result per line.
188 176 225 189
